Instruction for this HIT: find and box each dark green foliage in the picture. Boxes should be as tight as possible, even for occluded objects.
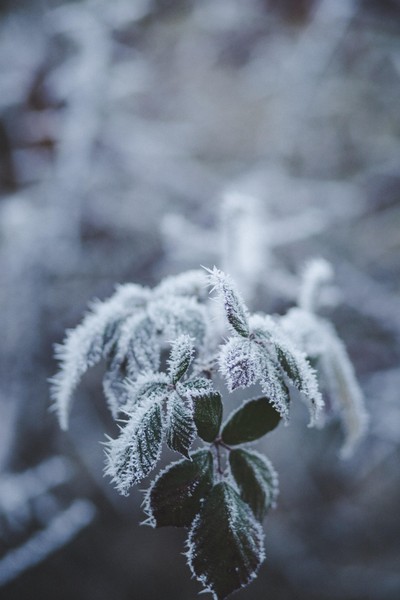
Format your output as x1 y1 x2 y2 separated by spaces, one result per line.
187 482 264 599
221 397 281 445
274 342 304 390
229 449 278 521
193 392 223 442
166 394 196 458
145 450 214 528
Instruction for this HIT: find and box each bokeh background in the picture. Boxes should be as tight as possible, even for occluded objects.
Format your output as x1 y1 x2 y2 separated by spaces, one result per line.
1 0 400 598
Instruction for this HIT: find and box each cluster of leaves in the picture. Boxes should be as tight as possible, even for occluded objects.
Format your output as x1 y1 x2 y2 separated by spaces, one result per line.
51 264 367 599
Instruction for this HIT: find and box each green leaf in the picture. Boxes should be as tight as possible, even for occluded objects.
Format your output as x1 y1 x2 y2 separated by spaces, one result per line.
193 393 223 442
221 397 281 445
274 342 303 390
257 353 291 421
166 393 196 458
229 449 278 521
144 450 214 528
105 399 163 496
187 482 265 599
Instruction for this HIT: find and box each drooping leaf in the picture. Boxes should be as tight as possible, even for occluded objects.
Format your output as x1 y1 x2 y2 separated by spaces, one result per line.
168 335 195 384
256 353 291 421
272 338 322 426
166 393 196 458
319 330 369 458
104 399 163 496
221 397 281 446
187 482 265 600
102 360 129 419
252 313 323 426
144 450 214 528
205 266 250 337
193 393 223 443
50 284 149 430
218 337 257 392
229 449 279 521
149 296 207 348
117 314 161 377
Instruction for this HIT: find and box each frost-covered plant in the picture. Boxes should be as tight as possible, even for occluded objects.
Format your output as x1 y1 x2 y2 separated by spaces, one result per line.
282 259 369 458
51 265 366 599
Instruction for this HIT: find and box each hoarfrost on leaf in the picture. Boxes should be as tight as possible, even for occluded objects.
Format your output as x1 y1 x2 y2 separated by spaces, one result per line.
167 334 195 384
177 377 214 400
166 393 196 458
50 283 150 430
123 372 170 413
250 315 323 426
205 266 250 337
148 296 207 347
282 308 368 455
104 398 163 495
218 337 257 392
115 314 160 377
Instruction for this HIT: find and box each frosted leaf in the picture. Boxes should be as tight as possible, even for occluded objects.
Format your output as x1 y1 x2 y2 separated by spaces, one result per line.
319 328 369 458
167 335 195 384
104 399 163 495
205 266 250 337
50 284 149 430
148 296 207 347
255 353 291 421
154 270 209 301
102 360 130 419
281 309 368 455
123 372 170 413
116 314 160 377
218 337 257 392
250 315 323 426
229 449 279 521
298 258 334 314
143 449 214 528
177 377 214 400
166 393 196 458
280 308 326 358
186 482 265 600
